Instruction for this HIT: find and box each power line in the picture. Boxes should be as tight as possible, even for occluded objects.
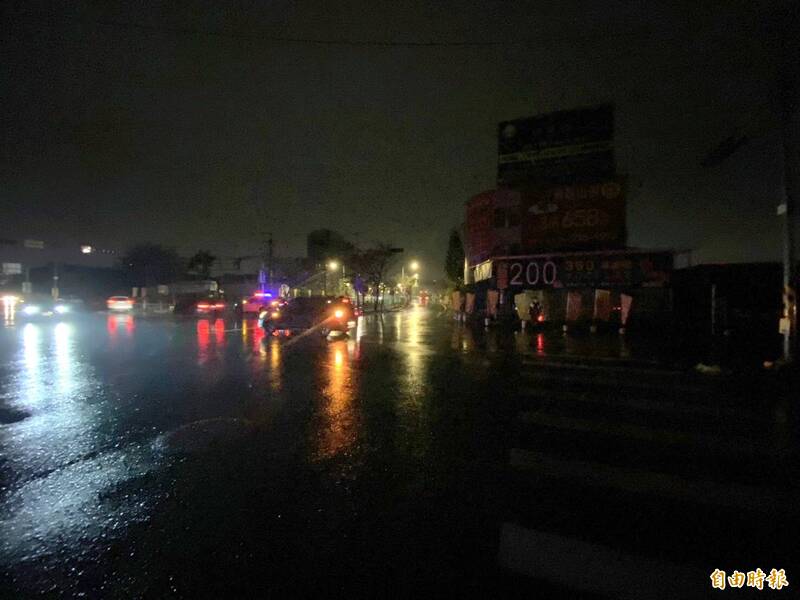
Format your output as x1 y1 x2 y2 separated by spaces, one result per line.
7 9 723 50
93 17 502 47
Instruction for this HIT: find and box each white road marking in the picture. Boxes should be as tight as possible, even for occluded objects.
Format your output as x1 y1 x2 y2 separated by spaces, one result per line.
498 522 704 600
509 448 794 514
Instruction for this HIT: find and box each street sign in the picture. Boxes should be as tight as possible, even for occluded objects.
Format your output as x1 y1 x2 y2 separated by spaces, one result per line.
23 239 45 249
2 262 22 275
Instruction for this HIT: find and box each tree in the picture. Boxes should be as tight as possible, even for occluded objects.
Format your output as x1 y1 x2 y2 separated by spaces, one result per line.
350 243 400 311
187 250 217 279
120 243 182 286
444 229 465 285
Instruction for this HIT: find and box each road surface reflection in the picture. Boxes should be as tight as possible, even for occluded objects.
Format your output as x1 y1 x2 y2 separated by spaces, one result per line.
316 341 357 459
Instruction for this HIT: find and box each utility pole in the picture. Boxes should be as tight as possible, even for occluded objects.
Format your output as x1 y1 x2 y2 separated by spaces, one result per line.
778 5 799 363
701 5 798 362
779 78 798 362
267 233 274 287
259 231 273 292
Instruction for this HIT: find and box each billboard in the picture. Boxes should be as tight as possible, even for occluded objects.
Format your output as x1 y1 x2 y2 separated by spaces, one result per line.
520 179 626 251
465 191 496 265
498 104 614 186
495 250 673 290
465 178 626 265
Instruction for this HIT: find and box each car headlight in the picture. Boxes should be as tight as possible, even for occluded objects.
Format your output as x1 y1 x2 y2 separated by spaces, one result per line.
23 305 41 315
55 305 69 314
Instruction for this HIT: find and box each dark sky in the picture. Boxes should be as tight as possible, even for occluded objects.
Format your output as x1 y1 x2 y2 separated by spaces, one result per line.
1 0 796 274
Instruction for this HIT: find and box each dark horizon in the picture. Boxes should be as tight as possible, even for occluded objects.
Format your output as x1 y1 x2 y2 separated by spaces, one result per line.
2 1 796 275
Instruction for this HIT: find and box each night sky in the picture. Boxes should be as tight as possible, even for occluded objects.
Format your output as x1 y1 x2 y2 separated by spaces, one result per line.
1 1 796 274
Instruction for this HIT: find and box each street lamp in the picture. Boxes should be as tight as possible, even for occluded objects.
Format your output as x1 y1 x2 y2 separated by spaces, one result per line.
326 260 344 295
410 260 419 272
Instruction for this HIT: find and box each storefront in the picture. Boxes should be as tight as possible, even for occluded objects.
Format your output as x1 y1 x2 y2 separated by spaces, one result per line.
467 248 674 330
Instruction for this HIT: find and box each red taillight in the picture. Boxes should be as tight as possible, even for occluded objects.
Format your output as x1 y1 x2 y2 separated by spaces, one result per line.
537 314 545 323
214 303 225 309
197 303 210 309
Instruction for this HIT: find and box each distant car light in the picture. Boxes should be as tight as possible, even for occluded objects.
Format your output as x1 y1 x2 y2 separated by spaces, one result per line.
334 309 344 319
107 297 133 311
537 314 545 322
214 303 225 309
55 304 69 314
23 305 41 315
271 311 279 318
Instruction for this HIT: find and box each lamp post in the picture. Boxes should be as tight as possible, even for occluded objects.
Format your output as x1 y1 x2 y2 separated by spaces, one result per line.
327 260 341 296
401 261 420 305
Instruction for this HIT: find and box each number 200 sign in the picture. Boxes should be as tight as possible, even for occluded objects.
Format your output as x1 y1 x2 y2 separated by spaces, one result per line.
508 260 557 287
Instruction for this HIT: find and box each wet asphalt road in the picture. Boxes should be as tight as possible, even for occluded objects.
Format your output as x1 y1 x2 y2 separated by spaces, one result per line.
1 309 525 597
1 309 797 598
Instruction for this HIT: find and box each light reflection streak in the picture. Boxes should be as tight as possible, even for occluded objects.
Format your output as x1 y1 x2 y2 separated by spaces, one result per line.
214 318 225 345
54 322 74 395
197 319 210 363
317 342 356 459
268 338 282 390
404 309 424 381
106 314 134 347
22 324 43 405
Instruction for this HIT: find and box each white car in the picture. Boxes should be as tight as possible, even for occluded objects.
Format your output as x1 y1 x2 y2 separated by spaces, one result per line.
107 296 135 311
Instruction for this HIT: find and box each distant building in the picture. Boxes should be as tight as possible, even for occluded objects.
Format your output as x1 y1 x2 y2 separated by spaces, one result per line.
306 229 354 266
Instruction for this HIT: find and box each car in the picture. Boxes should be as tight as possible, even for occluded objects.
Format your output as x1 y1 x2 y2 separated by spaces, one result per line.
259 296 354 337
173 294 226 317
18 295 77 319
237 291 285 317
107 296 135 311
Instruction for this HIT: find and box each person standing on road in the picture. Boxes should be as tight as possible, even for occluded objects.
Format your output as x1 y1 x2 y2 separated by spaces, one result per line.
529 300 543 323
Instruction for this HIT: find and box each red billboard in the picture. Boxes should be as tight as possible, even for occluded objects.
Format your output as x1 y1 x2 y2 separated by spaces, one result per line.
465 191 496 265
520 179 626 251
